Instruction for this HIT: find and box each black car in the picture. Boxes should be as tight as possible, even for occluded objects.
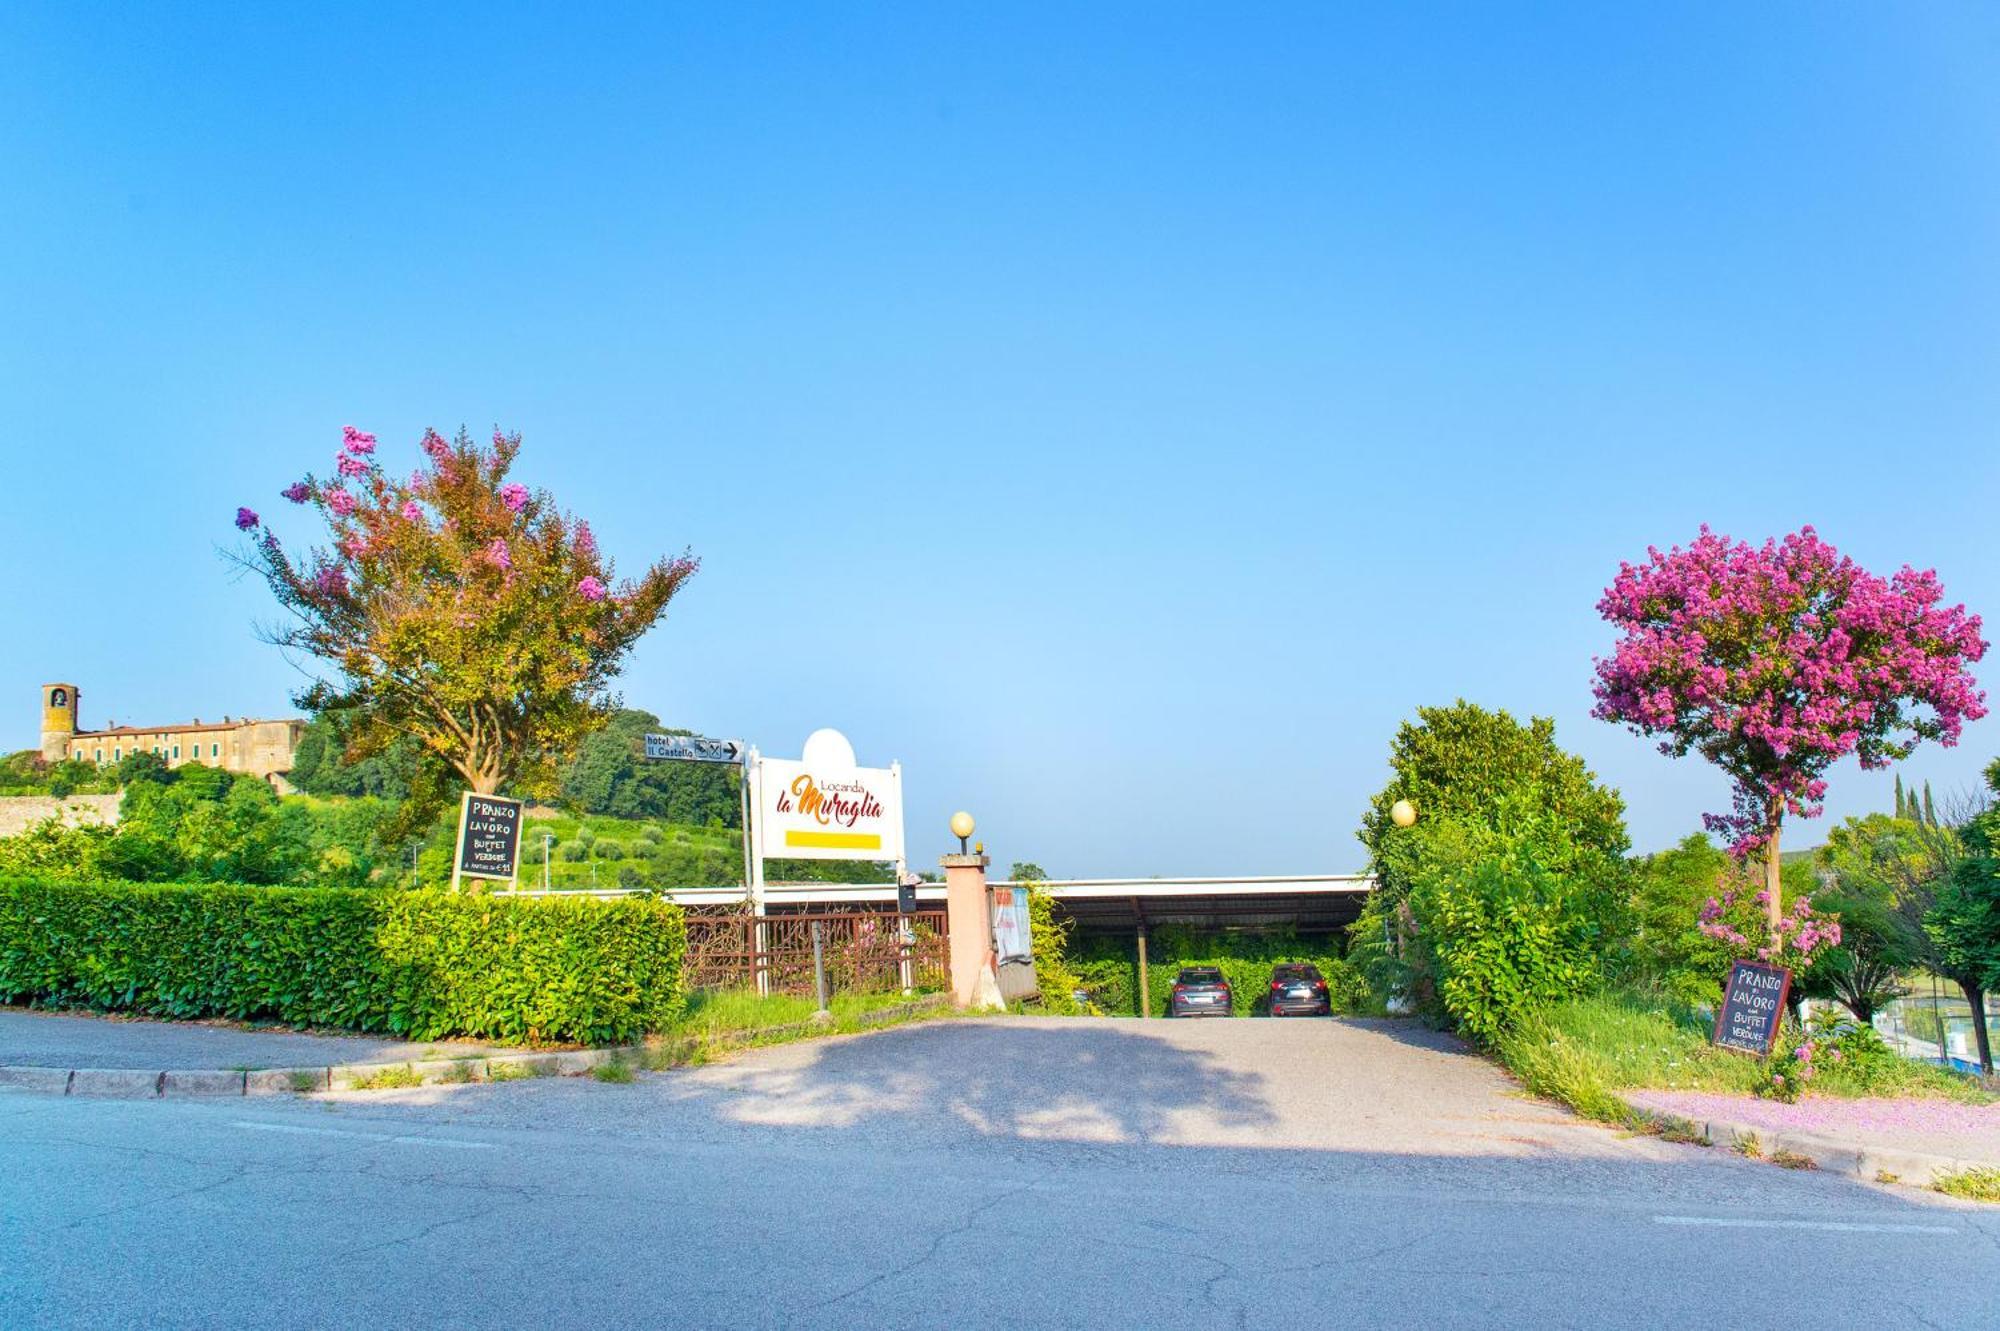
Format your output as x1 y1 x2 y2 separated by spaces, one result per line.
1267 963 1331 1017
1168 966 1233 1017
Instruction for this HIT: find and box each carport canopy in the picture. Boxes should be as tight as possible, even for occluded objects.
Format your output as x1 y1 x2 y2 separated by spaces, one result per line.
1029 875 1373 937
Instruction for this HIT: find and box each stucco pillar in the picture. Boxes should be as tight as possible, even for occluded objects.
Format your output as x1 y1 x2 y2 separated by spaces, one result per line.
942 852 1004 1011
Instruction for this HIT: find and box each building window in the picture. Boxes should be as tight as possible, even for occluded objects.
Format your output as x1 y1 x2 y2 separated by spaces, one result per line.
211 743 219 757
113 748 121 761
173 744 180 759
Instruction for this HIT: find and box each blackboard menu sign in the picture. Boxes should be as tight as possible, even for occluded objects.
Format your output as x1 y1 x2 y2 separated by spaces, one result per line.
454 793 524 885
1712 960 1792 1054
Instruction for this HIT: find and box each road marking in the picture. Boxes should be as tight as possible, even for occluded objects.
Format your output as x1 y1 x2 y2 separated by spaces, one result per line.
232 1121 495 1150
1654 1216 1956 1235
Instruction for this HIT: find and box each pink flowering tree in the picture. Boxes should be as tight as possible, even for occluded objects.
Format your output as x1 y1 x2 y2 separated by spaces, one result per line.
1593 526 1986 927
239 426 695 811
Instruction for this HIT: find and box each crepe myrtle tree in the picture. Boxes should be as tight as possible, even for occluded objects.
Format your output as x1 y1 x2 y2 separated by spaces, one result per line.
238 425 696 812
1593 526 1986 928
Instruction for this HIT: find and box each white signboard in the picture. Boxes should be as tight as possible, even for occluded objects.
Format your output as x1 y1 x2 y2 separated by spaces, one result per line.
752 730 904 865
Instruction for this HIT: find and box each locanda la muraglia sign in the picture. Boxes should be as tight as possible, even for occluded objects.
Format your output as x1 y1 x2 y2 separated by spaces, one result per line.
751 729 905 865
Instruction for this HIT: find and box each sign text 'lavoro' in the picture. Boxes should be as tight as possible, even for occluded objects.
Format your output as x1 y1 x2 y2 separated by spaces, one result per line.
454 793 525 884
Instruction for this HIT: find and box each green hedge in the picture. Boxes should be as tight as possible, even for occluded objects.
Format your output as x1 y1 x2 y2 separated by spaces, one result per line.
0 878 687 1044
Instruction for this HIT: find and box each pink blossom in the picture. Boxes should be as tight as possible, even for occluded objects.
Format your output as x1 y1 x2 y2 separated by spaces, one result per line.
341 425 377 455
499 482 529 512
401 500 423 522
281 481 311 504
574 520 597 558
1593 526 1987 855
485 538 511 570
234 507 259 531
422 429 451 462
327 487 357 517
336 453 370 478
576 576 607 602
313 566 348 596
340 533 369 558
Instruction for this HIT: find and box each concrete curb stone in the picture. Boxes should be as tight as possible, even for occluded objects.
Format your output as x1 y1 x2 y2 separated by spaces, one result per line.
1634 1106 1995 1189
247 1067 327 1095
68 1068 163 1097
162 1070 247 1097
0 1066 74 1093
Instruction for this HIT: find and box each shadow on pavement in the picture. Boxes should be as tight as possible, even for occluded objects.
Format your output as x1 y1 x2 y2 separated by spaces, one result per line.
670 1019 1280 1143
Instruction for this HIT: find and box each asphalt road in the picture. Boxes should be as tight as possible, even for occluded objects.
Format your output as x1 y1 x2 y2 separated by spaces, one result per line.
3 1016 1994 1328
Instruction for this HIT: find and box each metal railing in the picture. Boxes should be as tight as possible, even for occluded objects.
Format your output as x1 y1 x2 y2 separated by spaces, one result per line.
682 909 949 996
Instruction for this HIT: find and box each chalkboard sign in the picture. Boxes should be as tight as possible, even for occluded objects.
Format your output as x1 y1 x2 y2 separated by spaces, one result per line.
1712 960 1792 1054
454 793 524 885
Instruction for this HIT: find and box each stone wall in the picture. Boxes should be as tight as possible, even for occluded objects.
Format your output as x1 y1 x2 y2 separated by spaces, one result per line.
0 794 122 838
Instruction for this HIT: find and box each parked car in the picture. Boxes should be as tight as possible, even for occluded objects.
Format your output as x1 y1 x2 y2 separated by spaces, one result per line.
1267 963 1332 1017
1168 966 1234 1017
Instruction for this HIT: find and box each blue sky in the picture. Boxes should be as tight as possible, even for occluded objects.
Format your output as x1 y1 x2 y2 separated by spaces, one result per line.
3 5 1996 874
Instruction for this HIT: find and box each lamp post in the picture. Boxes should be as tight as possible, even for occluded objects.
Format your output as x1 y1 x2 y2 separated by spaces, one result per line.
950 810 975 855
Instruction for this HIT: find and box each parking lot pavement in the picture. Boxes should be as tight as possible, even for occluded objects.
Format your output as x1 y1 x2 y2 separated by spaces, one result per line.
0 1007 500 1070
4 1015 1994 1329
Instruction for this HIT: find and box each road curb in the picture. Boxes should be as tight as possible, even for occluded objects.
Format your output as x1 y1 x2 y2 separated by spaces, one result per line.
1634 1106 1997 1188
0 992 954 1099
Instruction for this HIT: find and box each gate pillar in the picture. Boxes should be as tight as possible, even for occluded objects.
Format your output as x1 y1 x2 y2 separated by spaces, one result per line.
942 852 1004 1010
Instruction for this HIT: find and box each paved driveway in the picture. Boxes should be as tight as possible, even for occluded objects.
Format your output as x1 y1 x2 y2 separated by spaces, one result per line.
0 1007 498 1069
3 1015 1993 1329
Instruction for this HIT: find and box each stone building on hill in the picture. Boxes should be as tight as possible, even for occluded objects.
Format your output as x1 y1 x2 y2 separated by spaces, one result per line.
38 682 306 790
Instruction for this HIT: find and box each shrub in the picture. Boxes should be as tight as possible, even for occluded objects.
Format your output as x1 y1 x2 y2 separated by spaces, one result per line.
0 877 687 1044
1409 842 1607 1044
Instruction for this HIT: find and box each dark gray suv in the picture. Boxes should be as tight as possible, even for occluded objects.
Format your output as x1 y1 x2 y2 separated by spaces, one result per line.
1168 966 1233 1017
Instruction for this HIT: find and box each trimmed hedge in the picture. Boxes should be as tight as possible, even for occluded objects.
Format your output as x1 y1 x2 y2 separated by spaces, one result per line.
0 878 687 1044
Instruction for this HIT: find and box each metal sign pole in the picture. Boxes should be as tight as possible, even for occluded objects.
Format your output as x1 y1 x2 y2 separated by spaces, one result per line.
748 747 769 997
449 791 469 894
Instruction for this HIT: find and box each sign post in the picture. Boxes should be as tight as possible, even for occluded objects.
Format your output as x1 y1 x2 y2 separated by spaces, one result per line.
1712 960 1793 1055
450 792 525 892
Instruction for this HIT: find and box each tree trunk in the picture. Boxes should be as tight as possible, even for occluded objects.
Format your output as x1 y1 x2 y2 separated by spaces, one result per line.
1763 806 1784 929
1960 979 1994 1075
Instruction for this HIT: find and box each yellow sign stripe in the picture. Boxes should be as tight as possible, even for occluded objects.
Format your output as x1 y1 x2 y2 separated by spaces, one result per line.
784 830 882 850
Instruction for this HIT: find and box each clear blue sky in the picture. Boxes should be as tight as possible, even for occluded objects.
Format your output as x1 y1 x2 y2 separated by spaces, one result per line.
3 5 1996 874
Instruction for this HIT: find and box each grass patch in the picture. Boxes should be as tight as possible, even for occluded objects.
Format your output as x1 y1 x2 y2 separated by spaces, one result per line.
676 988 940 1041
1769 1149 1818 1171
438 1060 478 1084
591 1061 635 1084
486 1060 534 1082
1491 988 1993 1125
351 1065 421 1090
1932 1167 2000 1203
1732 1131 1763 1159
288 1070 322 1093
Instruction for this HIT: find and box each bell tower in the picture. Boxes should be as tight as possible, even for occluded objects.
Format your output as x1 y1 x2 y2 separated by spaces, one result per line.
41 683 80 763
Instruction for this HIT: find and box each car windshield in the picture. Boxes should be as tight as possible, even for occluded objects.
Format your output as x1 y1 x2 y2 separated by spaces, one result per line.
1275 965 1320 982
1178 968 1224 985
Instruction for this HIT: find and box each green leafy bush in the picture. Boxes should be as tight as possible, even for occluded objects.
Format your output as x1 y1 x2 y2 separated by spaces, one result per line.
1412 845 1607 1044
0 877 687 1043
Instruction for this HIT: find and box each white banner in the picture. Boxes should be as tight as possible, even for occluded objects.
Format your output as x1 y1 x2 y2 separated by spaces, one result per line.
753 747 904 864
